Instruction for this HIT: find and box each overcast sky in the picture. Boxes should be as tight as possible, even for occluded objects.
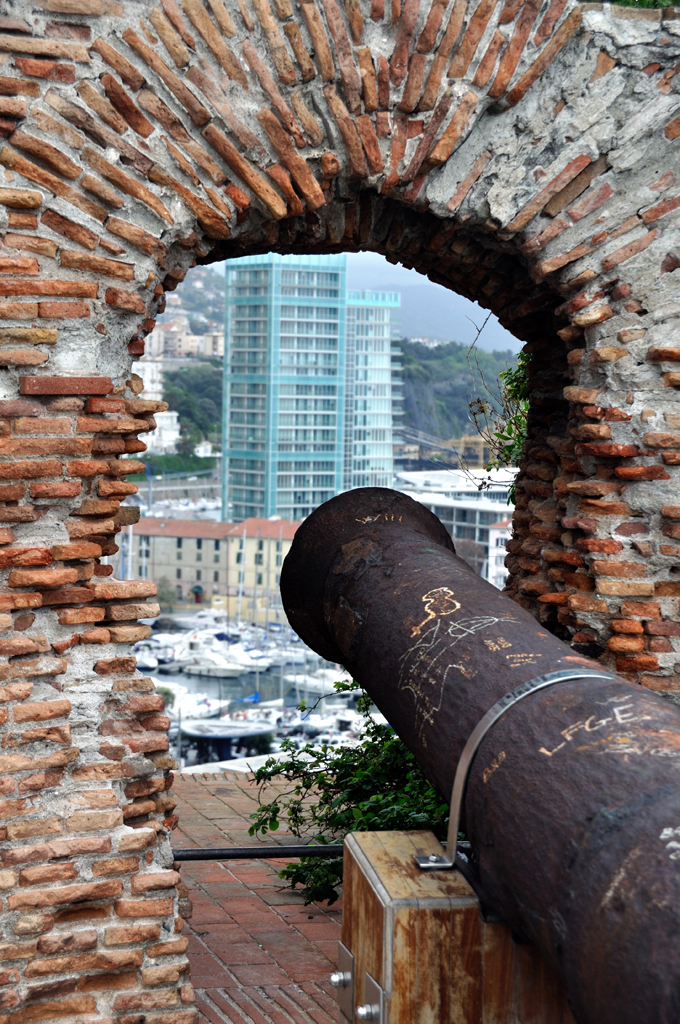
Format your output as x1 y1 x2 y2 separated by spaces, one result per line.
346 252 521 354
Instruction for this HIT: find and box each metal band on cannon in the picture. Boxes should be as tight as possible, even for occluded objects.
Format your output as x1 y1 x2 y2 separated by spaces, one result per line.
416 668 616 872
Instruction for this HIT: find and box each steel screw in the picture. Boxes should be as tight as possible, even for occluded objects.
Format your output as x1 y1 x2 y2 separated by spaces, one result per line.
428 854 439 862
356 1005 379 1020
330 971 351 988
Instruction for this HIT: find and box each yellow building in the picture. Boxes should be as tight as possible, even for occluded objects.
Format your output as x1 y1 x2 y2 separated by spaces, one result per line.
120 517 299 622
443 434 491 468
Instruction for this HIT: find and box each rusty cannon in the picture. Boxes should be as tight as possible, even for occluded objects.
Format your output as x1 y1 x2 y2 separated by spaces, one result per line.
280 487 680 1024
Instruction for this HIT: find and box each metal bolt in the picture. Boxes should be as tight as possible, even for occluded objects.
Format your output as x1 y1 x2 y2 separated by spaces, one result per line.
356 1005 379 1020
330 971 351 988
428 854 439 862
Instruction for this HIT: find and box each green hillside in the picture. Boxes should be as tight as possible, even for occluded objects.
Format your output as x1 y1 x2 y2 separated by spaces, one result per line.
163 363 223 451
396 338 517 441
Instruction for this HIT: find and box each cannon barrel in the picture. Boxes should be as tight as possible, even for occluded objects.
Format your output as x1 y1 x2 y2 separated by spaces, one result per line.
280 488 680 1024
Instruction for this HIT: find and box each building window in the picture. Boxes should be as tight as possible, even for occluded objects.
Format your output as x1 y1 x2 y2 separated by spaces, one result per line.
176 585 182 598
254 552 263 565
176 568 181 579
236 552 243 563
214 540 220 551
138 564 147 579
196 570 202 581
197 538 203 549
176 537 182 560
214 540 220 563
257 573 263 585
276 554 282 567
213 571 219 582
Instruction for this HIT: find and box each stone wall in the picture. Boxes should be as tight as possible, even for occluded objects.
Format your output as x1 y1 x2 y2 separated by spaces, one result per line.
0 0 676 1018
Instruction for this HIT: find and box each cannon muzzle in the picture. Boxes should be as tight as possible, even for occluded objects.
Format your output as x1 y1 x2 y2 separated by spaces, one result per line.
281 488 680 1024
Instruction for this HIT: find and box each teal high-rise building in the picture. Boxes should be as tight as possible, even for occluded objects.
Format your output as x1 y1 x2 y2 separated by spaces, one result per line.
222 253 399 522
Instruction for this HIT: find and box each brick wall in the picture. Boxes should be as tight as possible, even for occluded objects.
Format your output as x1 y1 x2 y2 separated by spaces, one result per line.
0 0 676 1018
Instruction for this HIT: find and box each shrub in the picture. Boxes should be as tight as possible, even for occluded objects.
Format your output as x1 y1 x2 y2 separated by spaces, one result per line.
249 683 449 904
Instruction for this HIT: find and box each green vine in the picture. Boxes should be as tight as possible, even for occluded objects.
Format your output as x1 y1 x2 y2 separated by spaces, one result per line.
468 348 530 503
248 682 449 905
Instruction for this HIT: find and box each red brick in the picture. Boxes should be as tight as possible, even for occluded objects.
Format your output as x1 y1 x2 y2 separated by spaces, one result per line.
38 587 95 606
115 898 174 917
51 542 101 560
0 459 62 479
90 579 157 600
30 481 82 498
12 416 71 435
611 619 644 634
23 946 139 976
641 674 680 692
38 301 91 319
65 460 110 476
105 923 161 945
18 769 64 794
0 637 39 657
575 538 623 554
9 656 67 677
35 928 97 953
94 658 136 675
0 547 51 568
575 444 639 458
130 871 180 893
0 995 96 1019
0 438 90 457
615 521 649 536
577 500 632 516
9 567 78 588
20 377 113 396
56 606 105 625
644 620 680 636
656 582 680 596
0 836 110 866
13 699 70 722
616 655 659 672
649 638 672 652
84 398 126 414
614 465 670 480
146 936 189 957
105 288 147 314
14 57 76 82
0 682 33 703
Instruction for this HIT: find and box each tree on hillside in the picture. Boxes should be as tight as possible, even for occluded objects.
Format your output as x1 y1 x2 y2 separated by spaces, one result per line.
395 338 517 441
163 363 222 445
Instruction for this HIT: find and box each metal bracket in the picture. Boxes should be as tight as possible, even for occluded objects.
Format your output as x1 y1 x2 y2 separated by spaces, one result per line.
356 972 383 1021
330 941 355 1021
415 668 615 872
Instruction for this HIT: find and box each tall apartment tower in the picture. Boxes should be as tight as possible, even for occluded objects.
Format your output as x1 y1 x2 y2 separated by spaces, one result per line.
344 290 400 490
222 254 399 522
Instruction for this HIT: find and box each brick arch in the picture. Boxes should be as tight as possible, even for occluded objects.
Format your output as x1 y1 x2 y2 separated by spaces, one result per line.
0 0 677 1017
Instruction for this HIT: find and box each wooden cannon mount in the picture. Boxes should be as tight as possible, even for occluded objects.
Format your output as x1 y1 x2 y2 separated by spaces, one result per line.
333 830 575 1024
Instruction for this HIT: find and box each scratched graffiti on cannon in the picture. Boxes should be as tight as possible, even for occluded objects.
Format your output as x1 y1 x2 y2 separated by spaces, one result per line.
536 695 680 766
398 607 520 737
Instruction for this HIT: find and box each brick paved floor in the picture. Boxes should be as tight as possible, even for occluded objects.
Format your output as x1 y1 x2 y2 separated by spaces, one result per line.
172 771 342 1024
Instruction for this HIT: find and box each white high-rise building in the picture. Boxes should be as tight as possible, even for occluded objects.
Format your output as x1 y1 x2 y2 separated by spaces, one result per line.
345 290 400 490
222 255 400 522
